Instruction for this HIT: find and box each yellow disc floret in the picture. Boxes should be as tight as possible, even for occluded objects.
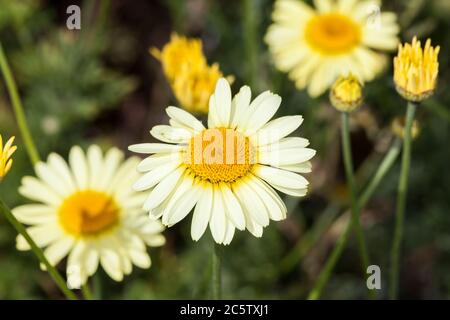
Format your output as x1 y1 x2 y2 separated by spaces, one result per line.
305 14 361 55
184 128 255 183
394 37 440 102
59 190 119 237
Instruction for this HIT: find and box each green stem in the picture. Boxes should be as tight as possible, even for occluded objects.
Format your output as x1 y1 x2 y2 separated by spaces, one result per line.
81 283 94 300
242 0 259 89
307 136 402 300
341 113 371 280
0 43 40 165
212 242 222 299
0 199 77 300
389 101 417 300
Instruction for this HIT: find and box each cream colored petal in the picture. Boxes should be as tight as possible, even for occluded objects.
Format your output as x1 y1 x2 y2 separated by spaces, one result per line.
12 204 56 225
209 185 227 244
128 143 183 154
191 182 213 241
68 145 89 190
150 125 193 144
87 145 103 189
251 115 303 146
166 106 205 132
219 183 245 230
143 167 185 211
19 176 62 207
132 161 180 191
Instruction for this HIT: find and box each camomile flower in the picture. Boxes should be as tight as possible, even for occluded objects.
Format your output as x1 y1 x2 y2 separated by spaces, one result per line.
265 0 399 97
129 78 316 245
0 134 17 181
13 145 165 287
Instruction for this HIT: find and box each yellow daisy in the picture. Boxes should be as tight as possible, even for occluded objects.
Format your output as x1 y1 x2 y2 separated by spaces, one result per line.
129 78 316 245
13 145 165 287
151 33 229 114
265 0 400 97
0 134 17 180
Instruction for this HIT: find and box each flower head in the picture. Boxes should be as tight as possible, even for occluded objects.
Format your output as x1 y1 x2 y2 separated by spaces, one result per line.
391 116 420 140
265 0 399 97
129 78 316 245
13 145 165 287
151 33 229 114
330 73 363 112
0 134 17 181
394 37 440 102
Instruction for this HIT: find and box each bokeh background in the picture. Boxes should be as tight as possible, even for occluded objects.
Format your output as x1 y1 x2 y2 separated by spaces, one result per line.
0 0 449 299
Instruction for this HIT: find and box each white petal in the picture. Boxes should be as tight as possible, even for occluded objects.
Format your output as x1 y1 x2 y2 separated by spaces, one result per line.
230 85 251 129
254 164 309 189
12 204 55 225
246 175 287 221
222 220 235 245
244 94 282 135
258 147 316 166
43 237 74 266
166 106 205 132
68 146 89 190
191 183 213 241
47 153 77 193
19 177 62 207
98 148 124 190
209 185 227 244
132 161 180 191
232 180 270 227
128 143 183 154
129 249 151 269
251 115 303 146
87 145 103 189
219 183 245 230
165 183 201 226
150 125 193 144
214 78 232 127
16 223 62 250
137 153 182 173
143 167 185 211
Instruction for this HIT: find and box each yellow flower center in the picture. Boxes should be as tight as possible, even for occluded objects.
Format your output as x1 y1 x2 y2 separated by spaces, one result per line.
184 128 255 184
305 14 361 55
59 190 119 237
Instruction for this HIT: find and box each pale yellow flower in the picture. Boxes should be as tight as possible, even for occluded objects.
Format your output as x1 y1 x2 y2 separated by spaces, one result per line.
394 37 440 102
0 134 17 180
151 33 229 114
265 0 400 97
129 78 316 245
13 145 165 287
330 73 363 112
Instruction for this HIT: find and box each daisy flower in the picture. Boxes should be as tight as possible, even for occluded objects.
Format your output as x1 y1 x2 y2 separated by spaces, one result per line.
265 0 400 97
12 145 165 287
0 134 17 181
129 78 316 245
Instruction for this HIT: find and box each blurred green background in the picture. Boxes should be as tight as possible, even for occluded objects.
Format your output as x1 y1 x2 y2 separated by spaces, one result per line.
0 0 449 299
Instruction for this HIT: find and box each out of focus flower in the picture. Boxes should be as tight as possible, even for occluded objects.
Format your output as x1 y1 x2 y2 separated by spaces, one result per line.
391 116 420 140
330 73 363 112
0 134 17 181
13 145 165 287
265 0 399 97
151 33 230 114
129 78 315 245
394 37 440 102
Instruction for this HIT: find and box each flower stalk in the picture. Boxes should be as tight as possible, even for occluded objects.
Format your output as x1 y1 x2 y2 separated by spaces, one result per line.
212 242 222 300
389 101 417 299
0 199 77 300
0 43 40 165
